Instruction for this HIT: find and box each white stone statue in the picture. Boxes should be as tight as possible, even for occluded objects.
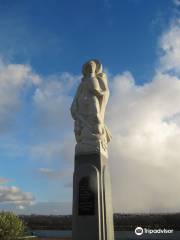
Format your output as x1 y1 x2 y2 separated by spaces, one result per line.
71 59 111 154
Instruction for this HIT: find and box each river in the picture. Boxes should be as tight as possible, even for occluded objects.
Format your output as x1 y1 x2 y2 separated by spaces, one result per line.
32 230 180 239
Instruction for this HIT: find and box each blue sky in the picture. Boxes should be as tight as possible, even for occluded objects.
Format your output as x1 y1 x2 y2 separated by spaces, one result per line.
1 0 180 214
0 0 174 77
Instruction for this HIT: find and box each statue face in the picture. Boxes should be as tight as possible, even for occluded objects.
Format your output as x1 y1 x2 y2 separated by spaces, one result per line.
83 61 96 76
88 61 96 73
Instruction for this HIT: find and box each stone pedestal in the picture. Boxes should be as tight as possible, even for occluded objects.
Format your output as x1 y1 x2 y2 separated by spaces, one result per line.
72 151 114 240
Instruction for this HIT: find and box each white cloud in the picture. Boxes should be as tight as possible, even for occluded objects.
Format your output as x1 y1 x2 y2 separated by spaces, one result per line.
108 71 180 213
159 20 180 74
32 73 79 136
0 61 40 133
106 20 180 213
0 186 35 205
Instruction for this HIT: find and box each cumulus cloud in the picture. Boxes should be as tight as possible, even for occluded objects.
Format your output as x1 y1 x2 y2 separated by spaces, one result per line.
33 72 79 135
108 72 180 213
0 60 40 133
0 186 35 205
106 20 180 213
159 20 180 74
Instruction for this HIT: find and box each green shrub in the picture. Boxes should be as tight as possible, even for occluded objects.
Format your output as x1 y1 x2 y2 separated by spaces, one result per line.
0 212 25 240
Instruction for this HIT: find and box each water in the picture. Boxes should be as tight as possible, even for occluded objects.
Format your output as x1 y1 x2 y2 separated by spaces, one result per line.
32 230 71 238
32 230 180 239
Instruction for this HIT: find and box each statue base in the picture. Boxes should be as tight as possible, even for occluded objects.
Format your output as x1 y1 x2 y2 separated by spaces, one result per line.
72 151 114 240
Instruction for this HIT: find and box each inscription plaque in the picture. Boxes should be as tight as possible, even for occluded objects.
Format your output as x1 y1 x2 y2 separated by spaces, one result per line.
78 176 95 215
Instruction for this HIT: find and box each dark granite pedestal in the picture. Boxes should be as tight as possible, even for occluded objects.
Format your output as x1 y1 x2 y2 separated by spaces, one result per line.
72 152 114 240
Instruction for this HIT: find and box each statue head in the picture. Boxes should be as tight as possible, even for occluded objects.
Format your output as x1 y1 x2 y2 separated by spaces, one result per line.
82 59 103 77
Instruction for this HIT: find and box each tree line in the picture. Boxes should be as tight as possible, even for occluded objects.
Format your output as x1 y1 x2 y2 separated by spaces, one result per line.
20 213 180 231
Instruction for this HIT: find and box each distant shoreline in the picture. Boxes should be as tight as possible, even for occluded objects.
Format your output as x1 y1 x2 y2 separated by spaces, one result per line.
20 213 180 231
